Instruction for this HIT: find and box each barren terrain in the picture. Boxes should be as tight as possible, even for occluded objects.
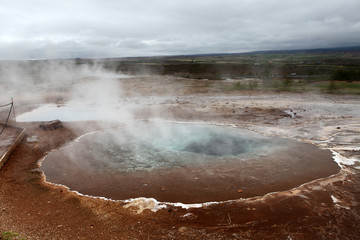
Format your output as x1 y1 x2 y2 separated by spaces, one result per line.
1 76 360 239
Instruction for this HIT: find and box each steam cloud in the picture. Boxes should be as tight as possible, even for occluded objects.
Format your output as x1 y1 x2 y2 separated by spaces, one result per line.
0 60 136 123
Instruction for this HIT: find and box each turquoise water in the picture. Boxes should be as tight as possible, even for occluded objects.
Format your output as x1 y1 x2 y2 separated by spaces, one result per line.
53 122 279 173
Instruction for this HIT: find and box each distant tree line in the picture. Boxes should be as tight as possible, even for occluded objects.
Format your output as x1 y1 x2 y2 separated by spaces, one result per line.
331 70 360 82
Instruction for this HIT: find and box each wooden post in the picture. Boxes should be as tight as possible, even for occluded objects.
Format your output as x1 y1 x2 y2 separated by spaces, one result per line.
11 98 16 122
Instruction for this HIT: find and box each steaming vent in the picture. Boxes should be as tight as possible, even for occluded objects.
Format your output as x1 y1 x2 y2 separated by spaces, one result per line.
40 122 338 203
182 133 255 156
68 123 266 172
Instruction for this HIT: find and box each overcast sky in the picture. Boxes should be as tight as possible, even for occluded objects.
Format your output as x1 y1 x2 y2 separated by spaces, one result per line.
0 0 359 60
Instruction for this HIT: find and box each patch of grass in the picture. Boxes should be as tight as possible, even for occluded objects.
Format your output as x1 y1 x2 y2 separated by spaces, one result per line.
312 81 360 94
330 81 360 94
326 80 338 93
279 77 293 91
1 231 25 240
331 70 360 82
233 80 259 90
224 77 360 94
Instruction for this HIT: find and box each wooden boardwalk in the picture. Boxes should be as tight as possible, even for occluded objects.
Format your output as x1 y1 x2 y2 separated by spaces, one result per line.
0 123 25 169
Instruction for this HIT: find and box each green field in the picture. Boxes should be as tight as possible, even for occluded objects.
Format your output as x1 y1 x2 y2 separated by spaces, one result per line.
96 47 360 94
2 47 360 94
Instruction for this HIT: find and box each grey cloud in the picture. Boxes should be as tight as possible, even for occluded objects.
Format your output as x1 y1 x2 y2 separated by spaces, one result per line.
0 0 359 59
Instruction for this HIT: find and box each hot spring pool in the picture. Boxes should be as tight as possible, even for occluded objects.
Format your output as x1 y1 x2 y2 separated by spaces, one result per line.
39 122 339 203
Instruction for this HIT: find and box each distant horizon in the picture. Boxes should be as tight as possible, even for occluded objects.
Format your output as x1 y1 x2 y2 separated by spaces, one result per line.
1 45 360 62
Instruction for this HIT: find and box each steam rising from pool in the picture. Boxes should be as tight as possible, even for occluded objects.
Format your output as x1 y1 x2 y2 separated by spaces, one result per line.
60 123 270 172
40 121 339 203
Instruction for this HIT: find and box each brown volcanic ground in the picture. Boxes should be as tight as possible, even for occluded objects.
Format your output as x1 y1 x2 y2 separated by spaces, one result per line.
1 76 360 239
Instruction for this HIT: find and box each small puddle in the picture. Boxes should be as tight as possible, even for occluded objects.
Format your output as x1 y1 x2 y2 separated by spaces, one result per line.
16 103 132 122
